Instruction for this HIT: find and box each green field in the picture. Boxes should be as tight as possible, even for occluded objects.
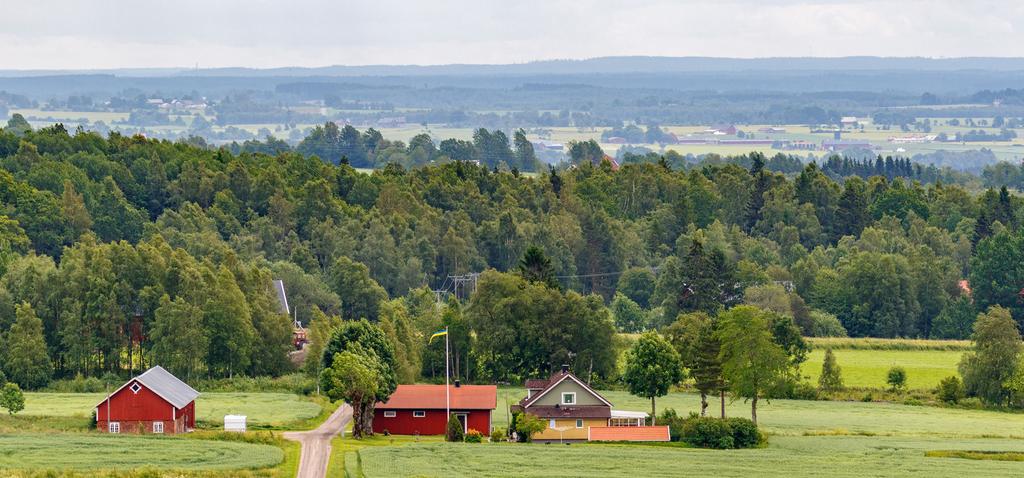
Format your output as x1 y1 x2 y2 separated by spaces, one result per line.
356 384 1024 477
353 436 1024 477
22 392 322 428
0 433 283 471
801 348 963 389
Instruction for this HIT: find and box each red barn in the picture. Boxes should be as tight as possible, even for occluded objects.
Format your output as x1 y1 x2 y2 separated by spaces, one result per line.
373 383 496 436
95 365 200 435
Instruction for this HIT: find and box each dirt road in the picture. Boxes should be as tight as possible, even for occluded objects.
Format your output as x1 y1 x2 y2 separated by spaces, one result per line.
284 403 353 478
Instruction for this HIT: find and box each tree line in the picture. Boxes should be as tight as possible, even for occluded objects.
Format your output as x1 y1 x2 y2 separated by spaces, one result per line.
2 117 1024 392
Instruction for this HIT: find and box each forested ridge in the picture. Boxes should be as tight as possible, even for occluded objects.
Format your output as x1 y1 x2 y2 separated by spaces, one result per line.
0 119 1021 391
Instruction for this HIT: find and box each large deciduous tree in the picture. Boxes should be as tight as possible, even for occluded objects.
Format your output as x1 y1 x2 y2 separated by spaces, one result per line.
623 332 683 425
717 306 790 425
960 306 1021 406
321 319 397 438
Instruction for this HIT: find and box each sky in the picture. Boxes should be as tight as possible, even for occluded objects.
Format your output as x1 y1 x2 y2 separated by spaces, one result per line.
1 0 1022 70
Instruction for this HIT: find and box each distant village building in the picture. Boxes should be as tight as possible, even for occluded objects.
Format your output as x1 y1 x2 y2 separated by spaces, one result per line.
704 124 737 135
605 136 627 144
841 116 860 128
822 139 874 151
511 366 670 442
758 127 787 134
95 366 199 435
373 383 497 435
531 141 564 152
778 140 817 151
889 135 936 144
376 116 407 128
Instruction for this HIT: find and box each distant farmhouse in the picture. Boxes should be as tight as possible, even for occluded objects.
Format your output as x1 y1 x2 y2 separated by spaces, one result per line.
511 366 669 442
95 366 199 435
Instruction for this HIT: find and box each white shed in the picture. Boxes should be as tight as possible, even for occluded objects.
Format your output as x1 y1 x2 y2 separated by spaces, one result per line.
224 415 247 433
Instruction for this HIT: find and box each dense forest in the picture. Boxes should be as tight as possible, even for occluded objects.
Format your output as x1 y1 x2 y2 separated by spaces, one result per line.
1 118 1023 392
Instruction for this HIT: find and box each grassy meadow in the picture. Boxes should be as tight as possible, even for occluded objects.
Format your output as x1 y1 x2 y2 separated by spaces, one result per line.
800 348 963 390
352 436 1024 478
0 433 284 471
21 392 322 429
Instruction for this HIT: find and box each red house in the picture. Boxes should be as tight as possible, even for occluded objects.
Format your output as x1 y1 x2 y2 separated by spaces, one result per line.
95 365 200 435
373 383 496 436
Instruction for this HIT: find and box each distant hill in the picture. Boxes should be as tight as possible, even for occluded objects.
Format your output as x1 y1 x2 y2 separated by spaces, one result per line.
5 56 1024 79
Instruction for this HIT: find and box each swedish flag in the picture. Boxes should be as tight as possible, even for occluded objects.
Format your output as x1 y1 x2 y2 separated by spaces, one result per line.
429 328 448 344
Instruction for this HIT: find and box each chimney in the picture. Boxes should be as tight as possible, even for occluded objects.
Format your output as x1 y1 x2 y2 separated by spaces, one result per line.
454 379 461 388
561 364 569 374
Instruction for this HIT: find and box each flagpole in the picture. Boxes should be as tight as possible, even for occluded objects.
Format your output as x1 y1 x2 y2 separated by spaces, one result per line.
445 328 450 419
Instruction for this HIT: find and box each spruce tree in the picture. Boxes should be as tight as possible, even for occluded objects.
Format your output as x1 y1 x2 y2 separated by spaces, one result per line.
517 246 559 289
818 348 844 392
4 302 52 389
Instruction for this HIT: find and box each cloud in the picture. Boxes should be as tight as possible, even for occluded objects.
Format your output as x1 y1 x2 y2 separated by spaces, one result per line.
0 0 1022 69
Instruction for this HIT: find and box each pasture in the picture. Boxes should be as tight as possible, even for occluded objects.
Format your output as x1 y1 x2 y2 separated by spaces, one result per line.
0 433 283 471
21 392 322 429
352 436 1024 477
800 348 963 389
360 379 1024 477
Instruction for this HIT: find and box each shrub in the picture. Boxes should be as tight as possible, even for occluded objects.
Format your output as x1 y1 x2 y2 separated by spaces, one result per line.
861 393 874 402
658 409 688 442
680 416 761 449
725 418 762 448
887 366 907 392
783 381 820 400
809 311 847 337
465 429 483 443
514 413 546 442
490 427 505 443
936 375 965 404
0 383 25 415
445 414 464 442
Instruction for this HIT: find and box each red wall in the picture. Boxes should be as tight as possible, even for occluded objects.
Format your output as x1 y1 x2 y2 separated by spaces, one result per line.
372 409 492 436
96 380 194 434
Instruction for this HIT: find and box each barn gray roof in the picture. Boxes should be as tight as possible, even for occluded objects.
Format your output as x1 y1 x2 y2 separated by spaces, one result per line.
97 365 200 409
272 279 290 316
136 366 200 408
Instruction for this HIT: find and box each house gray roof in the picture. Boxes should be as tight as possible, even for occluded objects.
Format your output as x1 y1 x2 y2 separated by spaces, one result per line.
272 279 290 316
97 365 200 409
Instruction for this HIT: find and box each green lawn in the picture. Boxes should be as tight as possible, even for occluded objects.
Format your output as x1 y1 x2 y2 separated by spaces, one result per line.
801 348 963 390
22 392 322 428
353 436 1024 477
0 433 283 471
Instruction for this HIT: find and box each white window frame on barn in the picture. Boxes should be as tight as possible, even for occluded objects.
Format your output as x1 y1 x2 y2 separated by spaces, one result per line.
153 421 164 434
562 392 576 405
413 411 426 418
576 419 584 428
383 411 397 418
130 382 141 394
108 422 120 433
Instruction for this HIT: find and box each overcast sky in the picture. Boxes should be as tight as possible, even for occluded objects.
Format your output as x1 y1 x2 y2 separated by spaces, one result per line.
2 0 1022 70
